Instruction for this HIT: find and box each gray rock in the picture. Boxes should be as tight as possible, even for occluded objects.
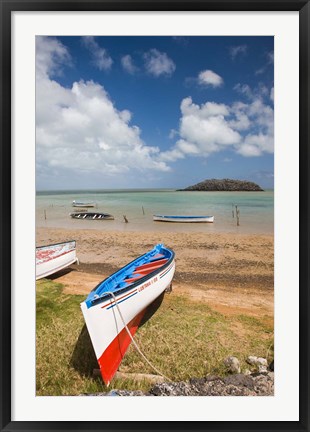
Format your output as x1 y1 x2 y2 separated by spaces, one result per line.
256 357 268 366
149 372 274 396
247 356 268 370
80 372 274 396
224 356 241 374
247 355 258 365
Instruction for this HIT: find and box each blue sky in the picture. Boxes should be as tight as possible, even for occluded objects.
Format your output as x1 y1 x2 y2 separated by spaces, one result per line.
36 36 274 190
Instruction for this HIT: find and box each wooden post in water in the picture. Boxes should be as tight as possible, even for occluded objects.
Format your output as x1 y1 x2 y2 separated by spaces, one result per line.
142 206 145 215
232 204 234 218
235 205 240 226
44 210 47 220
123 215 128 223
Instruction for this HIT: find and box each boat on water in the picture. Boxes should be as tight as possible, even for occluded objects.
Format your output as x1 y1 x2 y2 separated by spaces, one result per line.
70 212 114 220
36 240 78 280
72 200 96 208
153 215 214 223
80 243 175 385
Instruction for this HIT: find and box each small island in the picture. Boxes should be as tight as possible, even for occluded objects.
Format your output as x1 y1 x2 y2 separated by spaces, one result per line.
178 178 264 192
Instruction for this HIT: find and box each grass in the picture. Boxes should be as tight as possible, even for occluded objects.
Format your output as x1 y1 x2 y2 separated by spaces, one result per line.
36 280 274 396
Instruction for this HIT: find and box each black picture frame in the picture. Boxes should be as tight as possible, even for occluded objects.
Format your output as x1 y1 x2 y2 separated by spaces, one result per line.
1 1 309 431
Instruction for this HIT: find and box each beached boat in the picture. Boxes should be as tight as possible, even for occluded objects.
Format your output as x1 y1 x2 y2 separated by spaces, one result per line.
36 240 78 280
80 243 175 385
70 212 114 220
153 215 214 223
72 200 96 208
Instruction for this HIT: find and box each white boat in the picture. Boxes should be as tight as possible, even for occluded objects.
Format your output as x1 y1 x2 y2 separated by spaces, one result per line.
81 243 175 385
36 240 78 280
72 200 96 208
153 215 214 223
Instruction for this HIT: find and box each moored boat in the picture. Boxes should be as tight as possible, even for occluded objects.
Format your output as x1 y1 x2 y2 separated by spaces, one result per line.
70 212 114 220
36 240 78 280
72 200 96 208
153 214 214 223
80 243 175 385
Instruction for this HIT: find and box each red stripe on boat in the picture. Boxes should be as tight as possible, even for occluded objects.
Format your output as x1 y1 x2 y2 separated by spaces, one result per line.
125 274 144 283
97 309 146 385
36 248 74 263
133 263 164 275
135 258 168 272
100 288 137 309
150 253 164 261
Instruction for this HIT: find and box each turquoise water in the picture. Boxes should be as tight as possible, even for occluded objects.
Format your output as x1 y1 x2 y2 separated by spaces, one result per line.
36 189 274 234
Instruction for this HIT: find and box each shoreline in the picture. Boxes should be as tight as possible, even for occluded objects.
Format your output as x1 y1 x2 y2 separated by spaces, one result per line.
36 227 274 318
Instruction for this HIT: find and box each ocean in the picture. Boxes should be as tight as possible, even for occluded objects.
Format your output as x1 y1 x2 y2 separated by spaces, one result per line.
36 189 274 234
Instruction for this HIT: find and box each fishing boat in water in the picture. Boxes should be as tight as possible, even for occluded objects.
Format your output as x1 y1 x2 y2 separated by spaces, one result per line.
36 240 78 280
72 200 96 208
70 212 114 220
153 215 214 223
80 243 175 385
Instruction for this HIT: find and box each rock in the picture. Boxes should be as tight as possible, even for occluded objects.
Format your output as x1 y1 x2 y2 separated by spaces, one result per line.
178 178 264 192
223 374 255 390
81 372 274 396
256 357 268 366
247 355 258 365
252 373 274 395
106 389 146 396
224 356 241 374
269 359 274 371
149 372 274 396
246 356 268 369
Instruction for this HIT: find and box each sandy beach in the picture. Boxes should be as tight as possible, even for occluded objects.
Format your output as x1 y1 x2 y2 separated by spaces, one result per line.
36 227 274 319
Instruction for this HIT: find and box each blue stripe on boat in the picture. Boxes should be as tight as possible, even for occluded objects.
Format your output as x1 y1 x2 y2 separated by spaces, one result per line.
106 292 138 310
160 264 173 279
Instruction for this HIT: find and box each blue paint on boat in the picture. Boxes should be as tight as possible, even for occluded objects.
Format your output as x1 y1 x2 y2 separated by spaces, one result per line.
85 244 174 308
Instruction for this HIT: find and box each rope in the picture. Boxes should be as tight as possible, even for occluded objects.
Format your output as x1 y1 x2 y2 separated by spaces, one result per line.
107 291 171 382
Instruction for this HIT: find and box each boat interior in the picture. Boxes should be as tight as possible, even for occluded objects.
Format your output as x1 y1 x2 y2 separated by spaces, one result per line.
86 245 173 307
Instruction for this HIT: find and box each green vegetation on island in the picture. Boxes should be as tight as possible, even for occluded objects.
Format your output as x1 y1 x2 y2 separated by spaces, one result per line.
179 178 264 192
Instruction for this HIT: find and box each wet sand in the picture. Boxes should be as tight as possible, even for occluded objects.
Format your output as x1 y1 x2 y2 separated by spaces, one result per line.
36 227 274 319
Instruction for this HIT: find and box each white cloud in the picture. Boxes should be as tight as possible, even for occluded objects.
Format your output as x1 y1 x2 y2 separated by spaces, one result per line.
160 91 273 161
234 83 253 99
198 70 223 88
230 44 247 60
121 54 138 74
36 36 71 79
160 97 241 161
169 129 178 139
36 37 170 178
82 36 113 71
144 49 176 77
270 87 274 101
237 134 274 157
267 51 274 64
255 50 274 75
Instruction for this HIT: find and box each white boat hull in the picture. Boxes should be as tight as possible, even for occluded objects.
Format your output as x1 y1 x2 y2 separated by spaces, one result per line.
72 200 95 208
81 259 175 385
36 241 78 280
153 215 214 223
